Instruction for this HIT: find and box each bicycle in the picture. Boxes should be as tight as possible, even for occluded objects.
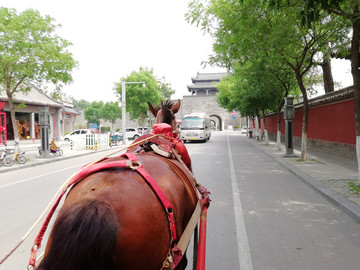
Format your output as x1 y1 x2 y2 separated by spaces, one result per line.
13 141 27 164
38 144 63 157
52 146 63 157
0 146 14 167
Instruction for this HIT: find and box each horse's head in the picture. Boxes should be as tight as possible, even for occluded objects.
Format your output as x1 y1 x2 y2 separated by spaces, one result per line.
147 99 180 134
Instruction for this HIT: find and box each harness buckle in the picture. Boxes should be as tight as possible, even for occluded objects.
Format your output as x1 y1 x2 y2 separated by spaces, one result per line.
127 160 141 170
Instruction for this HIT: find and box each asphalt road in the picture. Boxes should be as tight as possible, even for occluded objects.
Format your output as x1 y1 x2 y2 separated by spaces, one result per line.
1 131 360 270
0 151 113 269
186 131 360 270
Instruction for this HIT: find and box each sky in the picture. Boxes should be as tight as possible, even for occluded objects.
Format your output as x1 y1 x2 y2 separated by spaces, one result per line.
0 1 354 102
1 0 226 102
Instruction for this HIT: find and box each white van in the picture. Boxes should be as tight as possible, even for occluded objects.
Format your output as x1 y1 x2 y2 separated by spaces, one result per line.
180 113 211 142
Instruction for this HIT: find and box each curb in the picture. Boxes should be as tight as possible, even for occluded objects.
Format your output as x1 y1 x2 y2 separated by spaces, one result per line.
0 146 125 174
249 138 360 224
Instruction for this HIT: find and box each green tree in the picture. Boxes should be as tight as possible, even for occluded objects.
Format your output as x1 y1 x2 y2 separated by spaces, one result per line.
100 102 122 131
84 101 104 127
216 75 241 112
187 0 348 160
0 8 77 140
114 67 163 127
266 0 360 183
158 76 175 99
72 99 91 110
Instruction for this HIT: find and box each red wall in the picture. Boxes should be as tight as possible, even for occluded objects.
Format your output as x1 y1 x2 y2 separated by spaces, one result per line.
264 99 356 145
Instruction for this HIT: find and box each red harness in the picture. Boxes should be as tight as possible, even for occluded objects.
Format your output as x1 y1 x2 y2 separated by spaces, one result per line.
28 152 187 268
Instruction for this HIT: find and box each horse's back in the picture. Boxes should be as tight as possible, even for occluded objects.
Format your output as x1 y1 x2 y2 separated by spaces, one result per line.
46 153 197 270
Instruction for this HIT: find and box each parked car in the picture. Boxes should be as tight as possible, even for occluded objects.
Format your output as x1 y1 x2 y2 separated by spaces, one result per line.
63 129 95 141
241 126 248 134
118 128 142 140
137 127 150 135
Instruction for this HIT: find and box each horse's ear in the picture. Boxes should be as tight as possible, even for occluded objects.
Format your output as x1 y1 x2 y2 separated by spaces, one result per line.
171 99 181 114
147 101 158 117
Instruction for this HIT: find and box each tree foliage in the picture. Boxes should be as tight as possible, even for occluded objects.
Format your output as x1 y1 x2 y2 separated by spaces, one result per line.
101 102 122 125
187 0 349 160
0 8 77 140
114 67 167 127
72 99 91 110
264 0 360 183
158 76 175 99
83 101 103 126
82 101 121 130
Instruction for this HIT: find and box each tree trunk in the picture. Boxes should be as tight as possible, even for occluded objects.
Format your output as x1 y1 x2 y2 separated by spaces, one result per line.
246 117 249 136
261 107 269 144
350 14 360 186
300 92 309 161
255 109 260 140
322 48 334 93
294 70 309 161
6 88 19 142
251 117 256 138
141 112 144 128
276 102 282 150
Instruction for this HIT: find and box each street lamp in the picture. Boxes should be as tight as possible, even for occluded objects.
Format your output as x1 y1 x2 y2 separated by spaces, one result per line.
121 81 145 145
283 95 297 157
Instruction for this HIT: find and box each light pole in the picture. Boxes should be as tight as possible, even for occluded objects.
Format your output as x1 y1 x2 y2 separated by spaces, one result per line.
121 81 145 145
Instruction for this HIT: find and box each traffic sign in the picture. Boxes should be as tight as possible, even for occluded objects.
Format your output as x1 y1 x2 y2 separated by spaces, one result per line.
232 115 235 119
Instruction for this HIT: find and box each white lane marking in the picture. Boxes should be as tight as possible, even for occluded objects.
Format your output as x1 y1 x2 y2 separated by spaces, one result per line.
0 164 82 189
227 134 254 270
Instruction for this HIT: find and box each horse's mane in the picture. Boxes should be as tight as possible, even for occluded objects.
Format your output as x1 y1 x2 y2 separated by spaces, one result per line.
158 100 175 126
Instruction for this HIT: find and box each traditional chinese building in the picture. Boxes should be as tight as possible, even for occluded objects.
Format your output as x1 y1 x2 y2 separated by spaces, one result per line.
179 72 244 131
187 72 228 96
0 86 80 143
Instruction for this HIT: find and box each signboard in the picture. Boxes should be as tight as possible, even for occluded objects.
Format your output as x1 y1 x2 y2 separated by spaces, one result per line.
89 123 98 129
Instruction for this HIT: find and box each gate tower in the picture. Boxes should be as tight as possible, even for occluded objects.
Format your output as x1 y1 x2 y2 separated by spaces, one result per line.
179 72 243 131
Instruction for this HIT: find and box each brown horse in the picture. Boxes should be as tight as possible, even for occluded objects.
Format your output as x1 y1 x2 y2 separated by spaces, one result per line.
36 100 198 270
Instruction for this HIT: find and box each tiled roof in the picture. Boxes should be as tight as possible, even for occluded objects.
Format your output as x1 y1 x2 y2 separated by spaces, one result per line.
296 86 354 108
187 84 218 90
63 106 80 115
191 72 228 83
0 86 62 108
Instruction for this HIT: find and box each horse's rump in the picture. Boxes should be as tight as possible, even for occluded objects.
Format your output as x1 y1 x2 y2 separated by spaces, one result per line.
37 200 118 270
41 152 198 270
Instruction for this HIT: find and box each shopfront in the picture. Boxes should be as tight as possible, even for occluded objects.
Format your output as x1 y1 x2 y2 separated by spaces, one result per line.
4 108 58 141
0 102 6 144
0 87 62 142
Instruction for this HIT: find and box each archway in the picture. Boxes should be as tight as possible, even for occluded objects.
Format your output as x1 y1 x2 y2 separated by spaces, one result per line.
209 114 222 131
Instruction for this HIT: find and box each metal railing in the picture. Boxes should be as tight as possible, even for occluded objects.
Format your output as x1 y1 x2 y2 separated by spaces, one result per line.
70 134 110 150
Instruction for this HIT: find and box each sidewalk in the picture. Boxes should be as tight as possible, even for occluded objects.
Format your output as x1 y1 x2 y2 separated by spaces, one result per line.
247 135 360 223
0 139 129 173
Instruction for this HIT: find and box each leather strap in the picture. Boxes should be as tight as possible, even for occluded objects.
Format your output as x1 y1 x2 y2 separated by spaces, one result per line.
176 201 201 254
121 152 178 243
